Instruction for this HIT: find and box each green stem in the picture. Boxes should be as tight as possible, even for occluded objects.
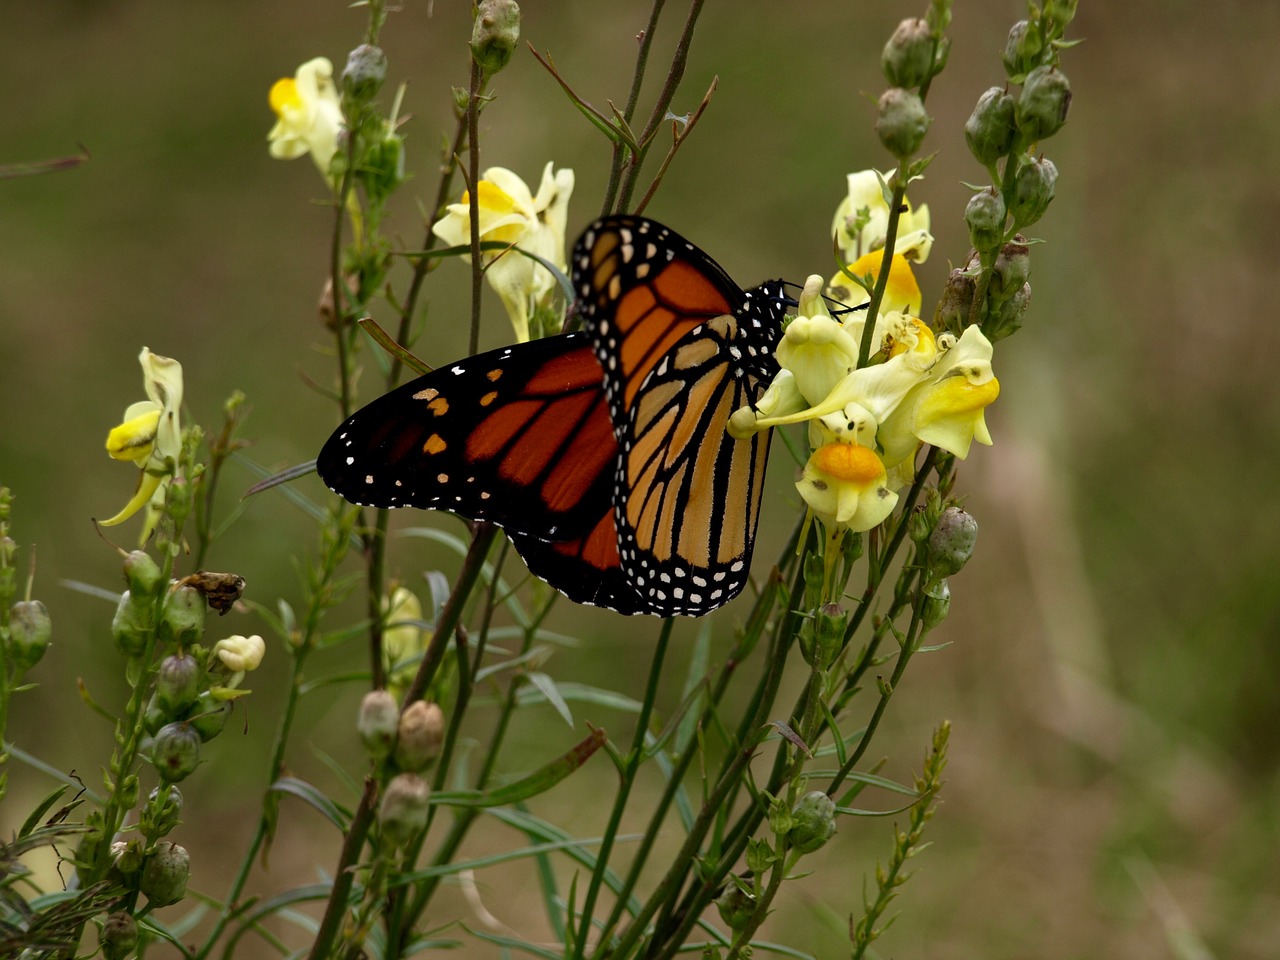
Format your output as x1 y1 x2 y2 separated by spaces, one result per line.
466 57 483 358
602 0 666 215
855 163 908 369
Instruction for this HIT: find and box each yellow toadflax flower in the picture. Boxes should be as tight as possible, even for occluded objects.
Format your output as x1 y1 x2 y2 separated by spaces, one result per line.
431 162 575 342
102 348 184 544
267 57 344 183
831 168 933 264
798 441 899 534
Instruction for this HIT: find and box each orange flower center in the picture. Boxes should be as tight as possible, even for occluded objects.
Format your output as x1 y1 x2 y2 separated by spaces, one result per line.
812 442 883 487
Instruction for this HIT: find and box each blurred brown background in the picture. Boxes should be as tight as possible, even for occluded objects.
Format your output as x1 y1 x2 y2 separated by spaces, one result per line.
3 1 1278 957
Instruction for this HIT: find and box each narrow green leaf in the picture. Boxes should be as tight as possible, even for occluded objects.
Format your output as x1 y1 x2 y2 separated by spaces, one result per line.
526 671 574 727
268 776 353 830
431 727 606 808
17 785 70 839
465 925 560 958
516 681 640 714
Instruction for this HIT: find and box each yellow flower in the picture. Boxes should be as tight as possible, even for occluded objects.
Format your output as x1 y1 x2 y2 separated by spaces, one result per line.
827 248 923 317
879 326 1000 468
102 348 183 543
831 168 932 264
383 587 427 689
798 442 899 533
267 57 344 183
213 634 266 673
431 162 575 342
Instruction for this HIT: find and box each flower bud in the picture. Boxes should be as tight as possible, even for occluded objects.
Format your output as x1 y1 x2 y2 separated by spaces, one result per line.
928 506 979 578
379 772 430 848
921 578 951 630
787 791 837 854
157 654 200 712
989 238 1031 304
212 634 265 673
143 785 184 837
1016 65 1071 142
101 911 138 960
394 700 445 772
359 690 399 759
189 691 233 742
881 18 934 89
8 599 51 669
1002 20 1042 79
964 189 1006 253
935 263 977 336
111 590 151 658
715 879 756 930
123 550 164 598
471 0 520 77
985 281 1031 342
151 721 201 783
139 841 189 906
964 87 1017 165
809 603 846 670
875 87 929 158
1045 0 1078 31
159 584 205 647
342 43 387 101
109 838 144 877
1009 155 1058 228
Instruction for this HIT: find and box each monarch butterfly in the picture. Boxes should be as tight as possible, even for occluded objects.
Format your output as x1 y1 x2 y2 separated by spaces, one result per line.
318 216 789 616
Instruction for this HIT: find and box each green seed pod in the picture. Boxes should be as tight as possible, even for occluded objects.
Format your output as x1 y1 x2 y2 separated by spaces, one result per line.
101 911 138 960
964 189 1006 254
787 791 837 854
342 43 387 101
359 690 399 760
1010 155 1059 228
8 599 51 669
123 550 164 598
471 0 520 77
1002 20 1042 79
1045 0 1078 30
188 691 233 742
139 841 189 907
143 785 184 838
935 261 978 336
111 590 152 658
922 578 951 630
964 87 1017 165
159 584 205 647
1016 65 1072 142
881 18 934 89
156 653 200 713
875 87 930 159
151 722 201 783
810 602 846 670
394 701 445 772
109 838 144 877
928 506 979 578
985 281 1032 342
715 879 757 931
379 772 430 848
989 238 1032 304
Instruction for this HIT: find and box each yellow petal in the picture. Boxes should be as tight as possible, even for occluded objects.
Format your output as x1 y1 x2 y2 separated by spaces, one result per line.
106 408 161 463
100 470 164 527
269 77 301 117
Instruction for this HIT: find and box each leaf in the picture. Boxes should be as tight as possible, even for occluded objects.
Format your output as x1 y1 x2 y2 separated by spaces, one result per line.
58 579 122 604
268 777 353 831
769 720 813 758
517 680 639 714
464 925 560 959
431 727 606 808
357 317 431 375
242 459 318 498
18 786 70 839
525 671 574 727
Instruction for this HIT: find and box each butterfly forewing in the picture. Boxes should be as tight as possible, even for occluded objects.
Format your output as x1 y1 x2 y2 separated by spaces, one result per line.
317 332 616 541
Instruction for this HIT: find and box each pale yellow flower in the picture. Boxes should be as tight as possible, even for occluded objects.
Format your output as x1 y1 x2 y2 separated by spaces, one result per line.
267 57 344 183
798 441 899 533
431 162 575 342
831 168 933 264
102 348 183 543
213 634 266 673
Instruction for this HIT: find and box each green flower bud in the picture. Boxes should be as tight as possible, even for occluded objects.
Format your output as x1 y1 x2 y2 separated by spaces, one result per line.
787 791 837 854
112 590 152 658
159 584 205 647
875 87 930 159
342 43 387 101
964 87 1017 166
9 599 51 669
985 280 1031 342
935 262 978 336
143 785 184 838
715 879 756 930
101 911 138 960
139 841 189 907
151 721 201 783
964 189 1006 253
881 18 934 89
143 693 168 735
928 506 979 578
379 772 430 848
123 550 164 598
1045 0 1078 31
471 0 520 77
395 700 445 772
188 690 233 742
1010 155 1058 228
359 690 399 760
921 577 951 630
109 838 144 877
989 238 1031 304
809 602 846 670
1016 65 1071 142
157 653 200 713
1002 20 1042 79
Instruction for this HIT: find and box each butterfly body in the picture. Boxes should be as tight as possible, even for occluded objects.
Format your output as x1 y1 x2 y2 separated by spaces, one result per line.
318 216 788 616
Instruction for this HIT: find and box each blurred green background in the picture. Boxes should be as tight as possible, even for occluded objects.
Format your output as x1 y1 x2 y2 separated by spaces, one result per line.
3 1 1279 957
